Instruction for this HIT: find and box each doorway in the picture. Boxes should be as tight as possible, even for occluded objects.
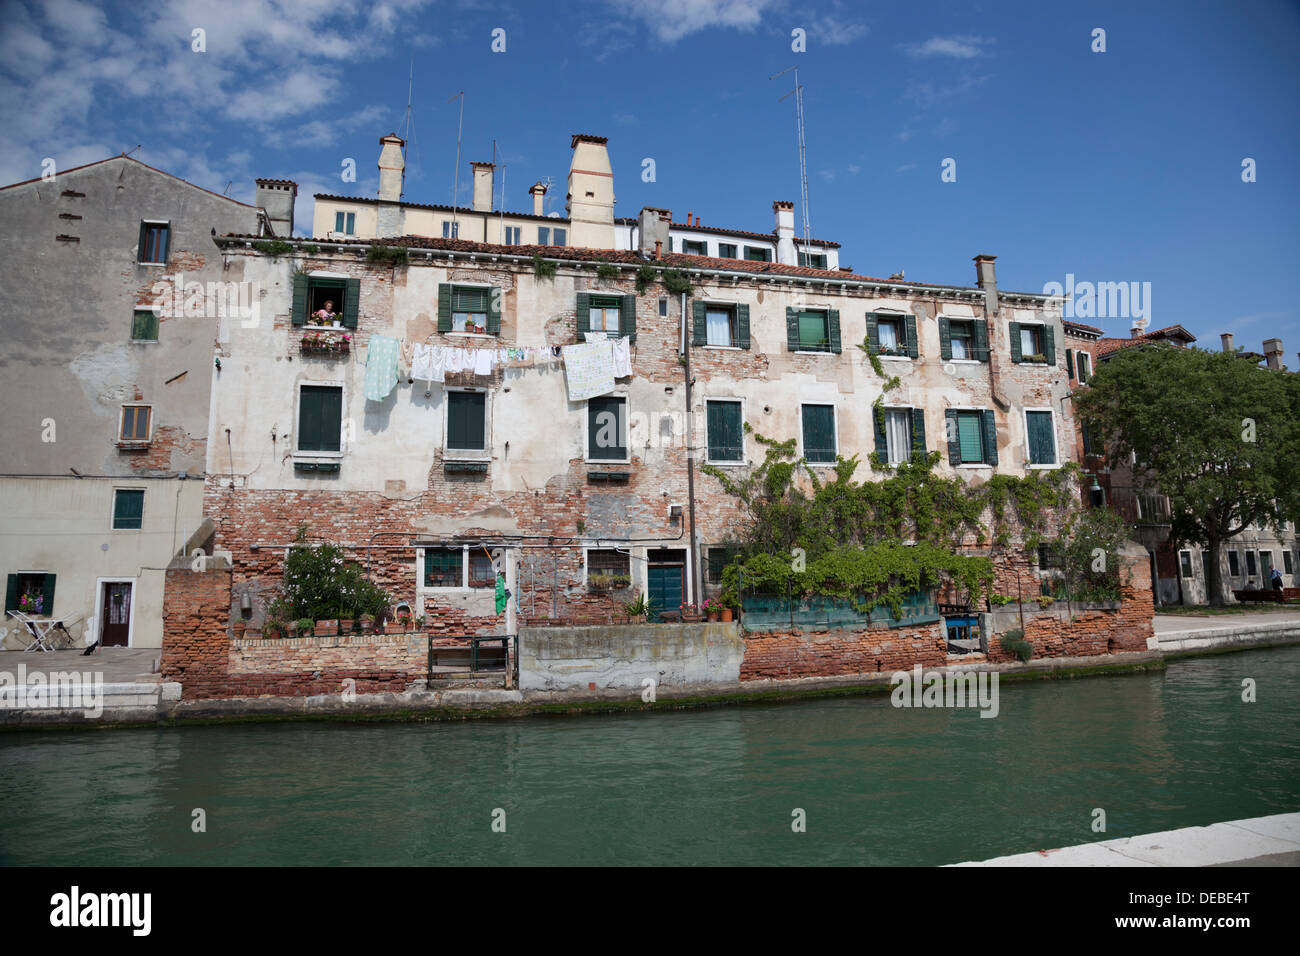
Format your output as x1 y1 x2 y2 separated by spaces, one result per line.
646 548 686 621
100 581 133 647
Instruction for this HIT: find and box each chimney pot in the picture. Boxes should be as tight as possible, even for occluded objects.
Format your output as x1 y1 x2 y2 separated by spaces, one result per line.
1221 333 1235 353
654 239 662 260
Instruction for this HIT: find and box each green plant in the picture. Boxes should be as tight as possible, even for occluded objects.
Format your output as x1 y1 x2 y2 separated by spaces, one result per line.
661 268 692 295
302 243 320 254
989 593 1014 606
252 239 293 258
267 527 392 622
533 255 557 280
623 592 651 617
595 258 618 281
366 244 408 265
589 573 631 590
1036 594 1055 608
635 264 658 295
295 617 314 631
1000 629 1033 662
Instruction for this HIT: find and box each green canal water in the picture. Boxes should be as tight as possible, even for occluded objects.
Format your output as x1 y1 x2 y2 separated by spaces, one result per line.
2 647 1298 866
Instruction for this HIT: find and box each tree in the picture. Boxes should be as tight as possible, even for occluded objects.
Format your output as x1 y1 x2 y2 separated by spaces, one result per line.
1075 345 1299 604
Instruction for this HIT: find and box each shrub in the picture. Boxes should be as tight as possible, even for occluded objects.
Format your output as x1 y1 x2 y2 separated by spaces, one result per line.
366 245 408 265
533 255 557 279
251 239 293 258
999 629 1033 662
595 259 618 281
267 527 392 622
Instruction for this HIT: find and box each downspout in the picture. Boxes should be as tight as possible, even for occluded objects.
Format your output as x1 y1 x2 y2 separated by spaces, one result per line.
682 290 701 606
983 291 1010 412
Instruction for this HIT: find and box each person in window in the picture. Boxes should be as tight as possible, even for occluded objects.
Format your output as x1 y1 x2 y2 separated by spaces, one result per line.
314 299 337 324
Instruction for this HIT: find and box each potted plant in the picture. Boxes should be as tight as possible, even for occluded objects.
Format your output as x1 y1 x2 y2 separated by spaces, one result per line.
720 605 734 623
679 602 704 623
702 598 721 622
622 592 650 624
359 613 374 633
340 616 354 634
315 618 338 636
264 618 284 640
295 617 314 637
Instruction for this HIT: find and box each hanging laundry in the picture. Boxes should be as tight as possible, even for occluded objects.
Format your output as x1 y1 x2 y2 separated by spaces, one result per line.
363 334 401 401
473 348 494 376
562 340 616 402
411 343 444 384
611 335 632 378
444 347 469 374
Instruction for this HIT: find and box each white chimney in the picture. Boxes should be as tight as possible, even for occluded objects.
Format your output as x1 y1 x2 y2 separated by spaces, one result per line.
974 255 998 316
566 134 615 249
529 182 548 216
1263 338 1283 370
773 201 795 265
1221 333 1234 353
471 162 494 213
377 133 405 202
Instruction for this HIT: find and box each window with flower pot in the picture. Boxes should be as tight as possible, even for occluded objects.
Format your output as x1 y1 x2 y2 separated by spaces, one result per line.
5 571 55 615
438 283 501 335
787 307 840 353
1009 321 1055 365
119 405 152 444
292 273 359 328
865 312 917 358
586 549 631 590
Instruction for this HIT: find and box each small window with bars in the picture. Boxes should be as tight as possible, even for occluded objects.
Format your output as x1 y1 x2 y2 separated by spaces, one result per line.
424 548 463 588
587 549 631 590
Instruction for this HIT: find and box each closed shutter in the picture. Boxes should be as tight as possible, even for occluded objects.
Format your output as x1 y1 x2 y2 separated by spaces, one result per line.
873 410 888 458
113 490 144 529
973 320 989 362
1066 348 1075 379
904 315 918 358
828 309 842 353
981 410 998 465
576 292 590 341
1009 322 1023 363
692 301 707 346
1027 411 1056 465
41 574 56 614
132 310 159 340
910 407 926 458
1044 324 1056 365
588 397 625 460
487 286 502 335
298 388 320 451
160 222 171 261
946 410 961 465
786 307 799 352
5 574 18 613
620 294 637 342
957 413 983 464
299 386 342 452
292 272 308 326
736 303 750 349
343 278 360 329
448 392 486 450
866 313 879 354
707 401 742 461
939 318 952 360
802 405 835 462
437 283 453 332
137 221 148 262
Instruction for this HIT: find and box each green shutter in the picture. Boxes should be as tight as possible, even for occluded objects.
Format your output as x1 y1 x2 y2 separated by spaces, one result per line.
1027 411 1056 465
5 574 18 613
692 301 707 346
42 573 56 614
343 278 360 329
910 407 926 458
620 294 636 342
588 397 625 460
448 392 486 450
736 304 750 349
291 272 308 326
786 307 799 352
802 405 835 463
1009 322 1022 363
939 318 951 360
946 410 961 465
904 315 918 358
957 413 983 464
973 320 989 362
132 310 159 341
981 410 998 465
576 292 590 341
866 313 879 354
1044 324 1056 365
1066 348 1075 379
487 286 502 335
873 411 888 458
707 401 742 461
437 283 452 332
298 388 320 451
137 221 148 262
828 310 842 353
114 490 144 529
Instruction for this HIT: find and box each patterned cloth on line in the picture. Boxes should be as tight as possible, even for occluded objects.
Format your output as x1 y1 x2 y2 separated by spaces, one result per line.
364 334 401 400
562 341 616 402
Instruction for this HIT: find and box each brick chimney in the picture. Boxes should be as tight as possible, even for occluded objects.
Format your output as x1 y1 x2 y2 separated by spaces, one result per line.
638 206 671 257
471 162 494 213
1221 333 1234 353
529 182 548 216
255 178 297 238
1263 337 1283 370
773 201 795 265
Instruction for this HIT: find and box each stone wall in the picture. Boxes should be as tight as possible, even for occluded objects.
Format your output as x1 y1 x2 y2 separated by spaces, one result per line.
739 622 948 681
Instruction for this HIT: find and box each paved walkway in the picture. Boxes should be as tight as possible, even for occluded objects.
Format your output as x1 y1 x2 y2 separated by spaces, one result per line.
1154 606 1300 635
949 812 1300 866
0 648 161 683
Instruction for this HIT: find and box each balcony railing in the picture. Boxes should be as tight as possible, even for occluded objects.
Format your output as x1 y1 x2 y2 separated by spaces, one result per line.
1107 485 1171 525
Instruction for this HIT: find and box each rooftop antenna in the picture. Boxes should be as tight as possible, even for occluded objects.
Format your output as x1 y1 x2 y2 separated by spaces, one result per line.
770 65 811 254
223 181 233 196
123 144 142 158
400 54 415 199
493 139 506 240
448 90 465 229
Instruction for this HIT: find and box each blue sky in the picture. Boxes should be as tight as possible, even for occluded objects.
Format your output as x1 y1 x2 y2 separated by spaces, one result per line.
3 0 1298 353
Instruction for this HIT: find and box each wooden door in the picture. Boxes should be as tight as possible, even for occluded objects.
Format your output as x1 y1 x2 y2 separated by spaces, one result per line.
101 583 131 646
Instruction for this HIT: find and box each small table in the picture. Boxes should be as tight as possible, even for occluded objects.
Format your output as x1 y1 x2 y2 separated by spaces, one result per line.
7 611 75 652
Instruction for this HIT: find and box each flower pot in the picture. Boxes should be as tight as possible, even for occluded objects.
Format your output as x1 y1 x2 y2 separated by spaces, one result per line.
707 612 720 623
340 618 354 634
315 619 338 636
720 608 733 623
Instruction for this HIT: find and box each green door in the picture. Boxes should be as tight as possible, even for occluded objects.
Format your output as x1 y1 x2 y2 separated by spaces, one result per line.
647 563 684 622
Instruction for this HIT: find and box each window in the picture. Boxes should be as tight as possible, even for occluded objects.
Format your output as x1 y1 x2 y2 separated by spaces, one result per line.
468 550 495 588
504 226 521 245
1245 551 1258 577
334 211 355 235
796 309 830 351
744 246 771 262
947 410 996 466
588 295 621 335
446 391 487 452
884 409 911 465
1228 550 1240 577
1038 543 1062 570
939 317 987 362
682 239 707 255
1077 352 1091 383
1020 325 1044 358
1010 321 1054 364
1285 551 1294 575
718 243 737 259
798 252 827 269
706 547 739 584
297 385 342 452
877 317 904 354
138 221 169 264
706 400 744 463
448 285 490 334
292 274 358 328
1025 410 1057 466
1081 420 1100 457
119 405 151 442
658 297 668 317
1180 551 1193 578
868 313 916 358
949 320 972 359
801 404 836 464
113 489 145 530
424 548 463 588
588 396 627 461
538 226 549 245
5 572 55 615
553 228 566 246
706 305 736 347
131 309 159 342
587 549 631 588
442 220 459 239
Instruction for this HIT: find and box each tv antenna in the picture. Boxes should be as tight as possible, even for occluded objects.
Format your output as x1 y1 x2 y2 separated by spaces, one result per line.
770 65 811 252
400 54 416 198
448 90 465 228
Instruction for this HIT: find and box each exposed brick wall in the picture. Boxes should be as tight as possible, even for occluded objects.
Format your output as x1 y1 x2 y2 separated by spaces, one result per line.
740 622 948 681
160 564 232 698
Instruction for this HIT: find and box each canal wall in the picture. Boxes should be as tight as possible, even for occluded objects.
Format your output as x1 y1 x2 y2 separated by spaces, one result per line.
517 622 744 691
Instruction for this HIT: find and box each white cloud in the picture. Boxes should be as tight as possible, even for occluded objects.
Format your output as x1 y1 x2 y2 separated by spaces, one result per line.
901 35 995 59
902 73 991 109
605 0 778 43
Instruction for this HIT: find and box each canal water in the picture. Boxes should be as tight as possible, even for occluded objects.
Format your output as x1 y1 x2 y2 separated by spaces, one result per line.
2 647 1297 866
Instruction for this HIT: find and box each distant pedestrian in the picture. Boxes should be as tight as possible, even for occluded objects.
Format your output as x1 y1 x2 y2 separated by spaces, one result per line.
1271 567 1284 591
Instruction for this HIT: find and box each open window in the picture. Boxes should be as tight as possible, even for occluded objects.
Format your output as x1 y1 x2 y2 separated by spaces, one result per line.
939 317 988 361
1010 321 1055 365
575 292 636 342
866 312 917 358
718 243 738 259
292 273 360 328
5 572 55 615
682 239 707 255
788 307 840 353
692 302 750 349
138 220 170 264
798 251 827 269
438 283 500 335
875 407 926 465
744 246 771 262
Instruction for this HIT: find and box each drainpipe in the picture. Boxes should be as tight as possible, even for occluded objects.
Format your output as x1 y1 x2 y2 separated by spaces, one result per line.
683 290 701 606
975 255 1010 412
